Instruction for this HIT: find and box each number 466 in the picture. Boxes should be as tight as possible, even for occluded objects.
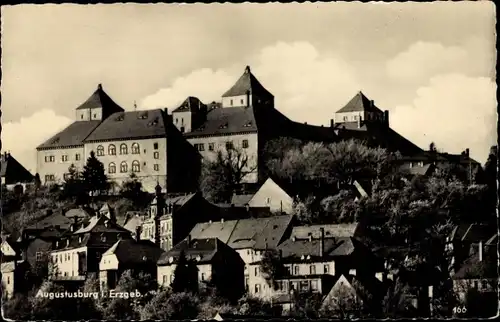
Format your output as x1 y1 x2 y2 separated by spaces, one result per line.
453 306 467 314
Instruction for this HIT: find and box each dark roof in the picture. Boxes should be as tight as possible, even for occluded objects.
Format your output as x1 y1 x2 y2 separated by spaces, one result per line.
103 239 164 265
291 223 360 239
26 212 74 230
171 96 206 113
75 84 125 116
84 109 171 142
404 163 436 176
157 237 225 265
277 237 356 260
37 120 101 149
73 215 130 234
231 194 254 206
336 91 384 113
0 153 33 183
184 106 258 137
222 66 273 98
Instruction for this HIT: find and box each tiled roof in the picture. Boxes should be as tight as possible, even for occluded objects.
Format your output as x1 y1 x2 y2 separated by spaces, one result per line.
188 215 293 250
0 153 33 182
37 120 101 149
184 106 258 137
277 236 356 260
291 223 360 240
157 238 223 265
103 239 164 265
1 261 24 273
222 66 274 98
74 215 130 235
336 91 384 113
75 84 125 115
84 109 170 142
123 213 147 233
231 194 254 206
171 96 206 113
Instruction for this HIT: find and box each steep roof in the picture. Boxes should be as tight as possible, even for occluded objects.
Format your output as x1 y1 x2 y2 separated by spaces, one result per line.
336 91 384 113
103 239 164 265
74 215 129 234
184 106 258 137
0 153 33 183
171 96 206 113
277 236 356 260
222 66 273 98
123 213 147 233
75 84 125 115
37 120 102 150
157 237 225 265
231 194 254 206
405 163 436 176
26 212 74 230
84 109 172 142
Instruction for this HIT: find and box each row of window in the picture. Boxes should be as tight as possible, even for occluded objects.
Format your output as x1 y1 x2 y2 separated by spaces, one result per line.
96 142 159 156
194 140 249 152
45 154 81 163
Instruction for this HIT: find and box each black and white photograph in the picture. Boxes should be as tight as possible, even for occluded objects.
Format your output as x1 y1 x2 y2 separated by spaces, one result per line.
0 1 498 320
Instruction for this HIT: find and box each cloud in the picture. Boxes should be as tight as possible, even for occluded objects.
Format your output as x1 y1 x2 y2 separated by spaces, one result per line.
141 41 361 125
386 39 494 83
2 109 72 173
390 73 497 164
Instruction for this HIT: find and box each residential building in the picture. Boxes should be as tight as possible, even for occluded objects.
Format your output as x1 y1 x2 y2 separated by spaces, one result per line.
157 236 245 299
1 260 30 299
1 235 21 263
0 152 33 191
99 237 164 291
36 84 201 193
50 215 131 281
246 177 294 214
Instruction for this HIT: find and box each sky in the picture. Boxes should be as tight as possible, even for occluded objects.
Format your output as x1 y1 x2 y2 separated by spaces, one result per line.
1 2 497 174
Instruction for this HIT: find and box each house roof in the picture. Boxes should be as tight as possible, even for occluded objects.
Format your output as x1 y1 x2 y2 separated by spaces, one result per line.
405 163 435 176
171 96 206 113
336 91 384 114
103 239 164 265
0 153 33 183
157 237 224 265
123 213 147 233
222 66 274 98
65 207 95 219
84 109 172 142
37 120 102 149
291 223 360 240
277 237 356 260
26 212 74 231
75 84 125 115
74 215 130 235
231 194 254 206
455 223 497 242
189 215 293 250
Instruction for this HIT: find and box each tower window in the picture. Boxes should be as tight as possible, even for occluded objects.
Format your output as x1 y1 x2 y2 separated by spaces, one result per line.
96 145 104 156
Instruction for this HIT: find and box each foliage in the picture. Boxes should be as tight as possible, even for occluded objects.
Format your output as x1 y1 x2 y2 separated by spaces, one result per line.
140 290 201 320
200 145 257 203
2 293 33 320
120 172 150 208
82 151 110 197
171 250 199 293
60 163 89 205
260 249 286 289
382 279 418 318
236 295 277 316
290 291 323 318
319 190 359 224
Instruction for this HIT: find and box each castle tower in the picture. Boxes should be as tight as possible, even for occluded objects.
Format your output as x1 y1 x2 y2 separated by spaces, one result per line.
221 66 274 109
171 96 207 133
334 91 389 127
75 83 125 122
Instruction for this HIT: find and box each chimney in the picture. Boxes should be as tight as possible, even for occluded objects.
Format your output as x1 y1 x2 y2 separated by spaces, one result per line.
245 66 251 74
135 226 142 242
98 83 102 90
164 108 169 115
479 240 483 262
279 249 283 259
384 110 390 127
330 119 334 128
320 228 325 257
465 148 470 157
221 218 224 224
187 234 192 246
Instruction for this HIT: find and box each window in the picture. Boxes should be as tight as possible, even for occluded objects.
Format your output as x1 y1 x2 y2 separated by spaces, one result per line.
154 143 159 150
230 99 233 106
324 264 329 274
225 141 233 150
132 143 140 154
96 252 101 259
62 155 68 162
311 280 318 291
180 127 185 133
254 284 261 293
101 235 106 242
132 160 140 173
96 145 104 156
108 163 116 174
343 116 348 121
245 277 249 291
7 276 10 284
81 115 84 120
120 162 128 173
163 275 168 285
170 275 174 283
354 115 358 121
201 273 205 281
154 164 159 171
45 156 55 163
175 118 178 124
242 139 249 149
36 252 43 262
254 267 260 277
108 144 116 155
45 174 55 182
240 99 244 105
294 266 299 275
154 152 160 159
93 113 97 118
310 265 316 275
198 144 205 151
120 144 128 155
208 143 215 151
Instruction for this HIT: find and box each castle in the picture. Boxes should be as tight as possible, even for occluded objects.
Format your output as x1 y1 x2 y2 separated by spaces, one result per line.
36 66 476 192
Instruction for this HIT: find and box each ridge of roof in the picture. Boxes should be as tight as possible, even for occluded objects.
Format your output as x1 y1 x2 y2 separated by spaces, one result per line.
171 96 206 113
222 66 274 98
336 91 384 114
75 84 125 114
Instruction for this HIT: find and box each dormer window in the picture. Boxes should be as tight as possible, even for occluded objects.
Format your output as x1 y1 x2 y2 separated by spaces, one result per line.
244 121 252 127
219 123 228 129
115 114 124 121
139 112 148 119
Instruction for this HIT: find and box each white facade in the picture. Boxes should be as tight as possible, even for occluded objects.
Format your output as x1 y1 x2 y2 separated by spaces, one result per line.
157 263 212 288
222 95 250 108
37 146 85 184
51 246 87 278
99 253 119 271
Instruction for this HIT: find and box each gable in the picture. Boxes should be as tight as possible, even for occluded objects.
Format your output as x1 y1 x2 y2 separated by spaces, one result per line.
249 178 293 205
1 241 16 256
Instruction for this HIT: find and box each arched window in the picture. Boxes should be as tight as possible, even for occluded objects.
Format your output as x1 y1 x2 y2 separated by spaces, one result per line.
108 144 116 155
120 144 128 155
108 163 116 174
131 143 140 154
96 145 104 156
132 160 140 173
120 162 128 173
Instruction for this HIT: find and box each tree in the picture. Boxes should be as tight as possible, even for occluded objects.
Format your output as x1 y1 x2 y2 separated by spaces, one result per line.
140 290 201 320
34 173 42 191
260 249 286 290
171 250 198 293
429 142 437 152
60 163 88 205
200 145 257 203
82 151 109 198
382 279 418 318
290 291 323 319
2 293 33 320
120 172 149 208
236 295 277 316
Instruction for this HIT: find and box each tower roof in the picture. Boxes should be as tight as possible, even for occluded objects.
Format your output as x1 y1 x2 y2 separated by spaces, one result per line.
171 96 206 113
75 83 125 115
336 91 383 113
222 66 273 98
